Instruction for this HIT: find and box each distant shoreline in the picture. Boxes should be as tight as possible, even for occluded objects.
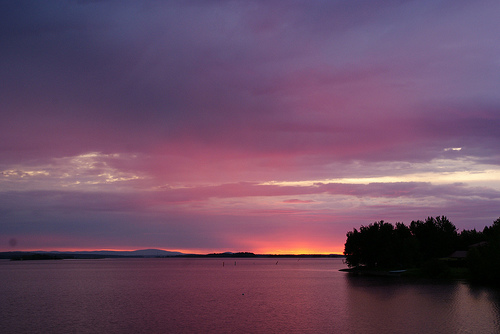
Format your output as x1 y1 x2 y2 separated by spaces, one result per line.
0 250 345 261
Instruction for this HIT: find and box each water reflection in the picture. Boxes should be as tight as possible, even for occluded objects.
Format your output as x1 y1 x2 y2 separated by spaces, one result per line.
344 274 500 334
1 259 499 333
453 284 500 333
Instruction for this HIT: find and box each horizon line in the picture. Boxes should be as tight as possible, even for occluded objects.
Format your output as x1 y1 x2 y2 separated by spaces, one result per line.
0 248 344 256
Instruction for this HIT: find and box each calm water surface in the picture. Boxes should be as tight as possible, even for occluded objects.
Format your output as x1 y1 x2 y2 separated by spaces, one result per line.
1 258 499 333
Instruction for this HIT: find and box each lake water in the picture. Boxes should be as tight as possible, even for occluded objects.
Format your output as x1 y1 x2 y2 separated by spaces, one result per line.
1 258 499 333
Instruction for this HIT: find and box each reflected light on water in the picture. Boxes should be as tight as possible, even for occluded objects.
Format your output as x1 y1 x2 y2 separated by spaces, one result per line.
1 258 499 333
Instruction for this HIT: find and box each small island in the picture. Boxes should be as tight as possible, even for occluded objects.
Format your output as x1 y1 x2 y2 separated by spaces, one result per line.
342 216 500 285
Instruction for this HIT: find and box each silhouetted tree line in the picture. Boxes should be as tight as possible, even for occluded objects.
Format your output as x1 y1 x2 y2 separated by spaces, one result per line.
344 216 500 284
466 218 500 284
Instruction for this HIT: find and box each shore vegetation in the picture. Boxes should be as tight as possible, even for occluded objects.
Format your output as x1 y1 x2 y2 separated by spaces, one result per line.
343 216 500 285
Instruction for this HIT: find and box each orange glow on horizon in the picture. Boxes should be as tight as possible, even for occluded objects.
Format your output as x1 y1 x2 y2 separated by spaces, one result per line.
252 246 344 255
178 243 345 255
5 243 346 255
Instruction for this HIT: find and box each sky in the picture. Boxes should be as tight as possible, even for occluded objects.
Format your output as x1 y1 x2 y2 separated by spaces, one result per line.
1 0 500 254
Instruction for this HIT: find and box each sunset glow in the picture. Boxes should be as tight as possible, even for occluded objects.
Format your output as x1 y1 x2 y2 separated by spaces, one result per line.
1 1 500 254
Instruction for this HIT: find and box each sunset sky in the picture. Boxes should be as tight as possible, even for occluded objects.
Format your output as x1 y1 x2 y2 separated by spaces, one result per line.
1 0 500 254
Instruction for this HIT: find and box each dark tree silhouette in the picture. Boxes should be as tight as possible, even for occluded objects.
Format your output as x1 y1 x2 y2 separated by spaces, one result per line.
393 222 419 267
457 228 485 250
467 218 500 284
344 220 418 268
344 216 500 285
410 216 457 262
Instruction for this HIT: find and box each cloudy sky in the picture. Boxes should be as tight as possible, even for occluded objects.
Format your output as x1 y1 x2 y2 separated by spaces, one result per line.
1 0 500 254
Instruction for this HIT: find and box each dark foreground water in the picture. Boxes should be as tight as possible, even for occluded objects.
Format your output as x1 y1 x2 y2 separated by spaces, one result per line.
1 258 499 333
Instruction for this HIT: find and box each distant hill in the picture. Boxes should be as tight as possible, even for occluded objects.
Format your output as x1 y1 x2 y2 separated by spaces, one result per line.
0 249 184 260
128 249 184 256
